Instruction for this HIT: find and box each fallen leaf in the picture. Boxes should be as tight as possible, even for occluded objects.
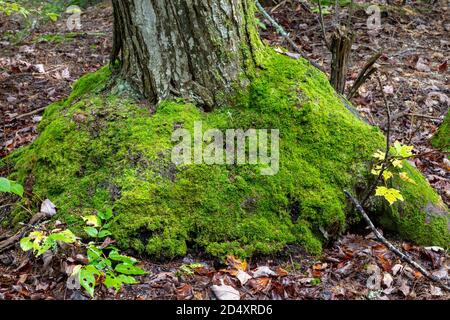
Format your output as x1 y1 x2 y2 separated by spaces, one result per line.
276 267 288 277
438 61 448 72
235 270 252 286
211 280 240 300
33 64 45 73
382 273 393 288
41 199 57 216
176 283 193 300
415 58 430 72
392 264 403 276
398 279 410 297
430 285 443 297
383 85 394 95
226 256 247 272
252 266 277 278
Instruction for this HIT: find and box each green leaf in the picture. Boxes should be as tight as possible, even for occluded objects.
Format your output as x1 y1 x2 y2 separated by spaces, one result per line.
10 182 24 197
115 263 146 275
20 237 34 251
36 238 54 256
118 274 138 285
46 12 60 22
104 272 122 292
97 230 112 238
82 215 101 228
84 227 99 238
98 208 113 221
0 177 11 193
109 250 137 265
80 265 102 298
392 141 413 158
49 229 77 243
87 245 102 262
92 257 112 271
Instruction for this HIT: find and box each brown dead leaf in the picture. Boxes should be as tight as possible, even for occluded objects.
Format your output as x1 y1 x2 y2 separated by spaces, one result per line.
176 283 193 300
276 267 288 277
226 255 247 272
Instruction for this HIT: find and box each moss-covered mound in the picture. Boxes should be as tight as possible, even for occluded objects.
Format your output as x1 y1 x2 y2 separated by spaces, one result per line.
432 111 449 152
2 52 449 258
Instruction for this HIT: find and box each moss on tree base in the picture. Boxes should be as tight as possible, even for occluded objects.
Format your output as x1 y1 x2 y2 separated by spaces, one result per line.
432 111 450 152
2 52 449 258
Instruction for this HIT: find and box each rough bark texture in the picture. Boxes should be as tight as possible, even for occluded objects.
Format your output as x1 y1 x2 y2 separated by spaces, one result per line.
111 0 262 109
330 26 354 95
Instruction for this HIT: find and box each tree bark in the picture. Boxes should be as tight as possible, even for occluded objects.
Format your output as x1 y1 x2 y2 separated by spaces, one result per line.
111 0 263 110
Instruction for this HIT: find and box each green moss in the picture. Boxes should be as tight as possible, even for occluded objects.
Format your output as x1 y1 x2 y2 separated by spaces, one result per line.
2 51 448 259
432 111 450 151
378 162 449 247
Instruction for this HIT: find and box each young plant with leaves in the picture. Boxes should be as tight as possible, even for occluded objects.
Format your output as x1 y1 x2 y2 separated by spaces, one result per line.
0 1 30 17
20 208 147 298
371 141 416 205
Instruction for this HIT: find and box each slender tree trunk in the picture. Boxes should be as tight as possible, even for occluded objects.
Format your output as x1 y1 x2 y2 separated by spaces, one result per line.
111 0 263 110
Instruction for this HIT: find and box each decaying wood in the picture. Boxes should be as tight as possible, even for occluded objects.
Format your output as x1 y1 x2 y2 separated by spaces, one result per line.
344 191 450 292
329 26 354 95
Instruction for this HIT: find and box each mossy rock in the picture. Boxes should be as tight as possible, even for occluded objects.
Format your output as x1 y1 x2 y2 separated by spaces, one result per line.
432 111 450 152
1 51 449 258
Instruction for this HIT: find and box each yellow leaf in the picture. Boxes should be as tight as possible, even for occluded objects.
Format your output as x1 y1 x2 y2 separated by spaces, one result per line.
383 170 393 181
82 215 100 227
399 172 417 185
372 150 386 161
375 187 404 205
371 165 383 176
392 159 403 168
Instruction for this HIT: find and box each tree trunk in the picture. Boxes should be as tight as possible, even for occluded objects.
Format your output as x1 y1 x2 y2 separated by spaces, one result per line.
111 0 263 110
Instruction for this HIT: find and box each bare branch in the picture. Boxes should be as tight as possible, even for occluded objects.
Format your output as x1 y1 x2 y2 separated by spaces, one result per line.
344 190 450 292
317 0 331 50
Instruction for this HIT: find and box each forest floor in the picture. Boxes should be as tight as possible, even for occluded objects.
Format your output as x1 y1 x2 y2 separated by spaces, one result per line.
0 1 448 300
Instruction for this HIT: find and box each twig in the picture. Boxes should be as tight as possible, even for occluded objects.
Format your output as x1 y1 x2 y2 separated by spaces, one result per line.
405 113 443 120
361 74 391 207
344 191 450 292
317 0 331 50
11 106 47 120
347 51 382 100
255 1 325 72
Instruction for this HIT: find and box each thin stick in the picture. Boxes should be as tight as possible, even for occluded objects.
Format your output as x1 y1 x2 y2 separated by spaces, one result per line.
344 190 450 292
347 51 382 100
255 1 325 72
361 74 391 207
317 0 331 50
404 113 442 120
11 106 47 120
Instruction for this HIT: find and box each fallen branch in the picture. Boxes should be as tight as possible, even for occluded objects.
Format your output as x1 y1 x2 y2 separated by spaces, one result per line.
344 190 450 292
11 106 47 121
347 51 382 100
255 1 325 72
